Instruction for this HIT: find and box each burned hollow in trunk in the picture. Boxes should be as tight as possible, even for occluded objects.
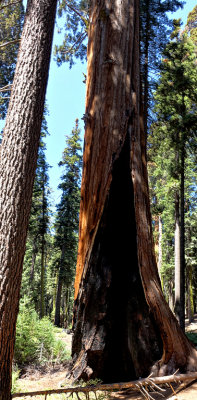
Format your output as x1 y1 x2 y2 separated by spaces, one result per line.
72 133 162 382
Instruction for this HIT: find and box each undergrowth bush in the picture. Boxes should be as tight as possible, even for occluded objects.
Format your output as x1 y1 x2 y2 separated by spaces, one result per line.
186 332 197 347
12 366 20 394
14 299 70 366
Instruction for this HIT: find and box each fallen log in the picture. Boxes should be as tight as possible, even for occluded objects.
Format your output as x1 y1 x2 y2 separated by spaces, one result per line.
12 372 197 398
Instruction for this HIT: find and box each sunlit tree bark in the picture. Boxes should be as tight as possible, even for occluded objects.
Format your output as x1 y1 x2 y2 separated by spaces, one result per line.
71 0 197 383
0 0 57 398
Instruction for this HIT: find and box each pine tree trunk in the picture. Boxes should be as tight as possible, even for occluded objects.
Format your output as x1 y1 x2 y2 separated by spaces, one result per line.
174 190 181 322
54 272 63 327
52 272 58 319
0 0 57 397
158 215 162 277
187 265 194 323
30 240 37 283
70 0 197 383
40 181 46 319
54 245 66 327
40 236 45 318
180 141 185 331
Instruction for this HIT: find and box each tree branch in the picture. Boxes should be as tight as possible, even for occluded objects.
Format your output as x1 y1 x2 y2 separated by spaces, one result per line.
0 84 12 92
61 32 87 55
0 0 22 11
64 1 86 22
11 372 197 398
0 39 20 50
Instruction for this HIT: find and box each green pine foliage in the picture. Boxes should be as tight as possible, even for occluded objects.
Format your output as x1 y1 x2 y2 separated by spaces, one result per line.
186 5 197 44
54 0 89 68
148 19 197 304
53 119 82 326
14 298 70 367
21 113 51 316
0 0 24 118
140 0 184 110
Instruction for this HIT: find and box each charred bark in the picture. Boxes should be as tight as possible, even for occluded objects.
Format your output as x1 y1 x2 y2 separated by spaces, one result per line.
72 134 162 382
0 0 57 397
71 0 197 384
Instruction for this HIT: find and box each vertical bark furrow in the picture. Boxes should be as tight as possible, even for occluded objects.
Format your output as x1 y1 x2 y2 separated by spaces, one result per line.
74 0 136 300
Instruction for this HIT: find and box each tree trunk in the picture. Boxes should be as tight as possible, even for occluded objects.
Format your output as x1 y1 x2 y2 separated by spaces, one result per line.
40 180 46 319
30 239 38 283
70 0 197 384
40 235 45 318
180 139 185 331
54 272 63 327
54 245 66 327
174 190 181 322
158 216 162 275
0 0 57 397
187 265 194 323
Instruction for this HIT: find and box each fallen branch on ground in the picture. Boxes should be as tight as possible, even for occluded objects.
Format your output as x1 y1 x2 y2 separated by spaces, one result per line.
11 371 197 398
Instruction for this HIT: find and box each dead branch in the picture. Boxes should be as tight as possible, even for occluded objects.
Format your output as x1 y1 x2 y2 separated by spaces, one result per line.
0 0 22 11
0 39 20 50
11 372 197 398
64 1 87 23
0 84 12 92
60 31 87 55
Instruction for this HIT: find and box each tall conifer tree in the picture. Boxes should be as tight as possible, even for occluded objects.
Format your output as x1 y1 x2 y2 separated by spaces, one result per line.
54 119 82 327
149 20 197 330
0 0 24 118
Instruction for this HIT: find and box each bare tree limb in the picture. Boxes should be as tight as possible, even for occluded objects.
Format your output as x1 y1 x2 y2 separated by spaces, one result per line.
0 84 12 92
0 0 22 11
60 32 87 55
11 372 197 398
0 39 20 50
64 1 86 22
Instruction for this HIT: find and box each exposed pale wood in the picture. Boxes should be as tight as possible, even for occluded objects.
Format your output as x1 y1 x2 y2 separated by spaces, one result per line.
12 372 197 398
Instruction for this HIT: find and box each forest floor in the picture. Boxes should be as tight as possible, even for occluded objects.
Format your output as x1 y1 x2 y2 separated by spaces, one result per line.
14 317 197 400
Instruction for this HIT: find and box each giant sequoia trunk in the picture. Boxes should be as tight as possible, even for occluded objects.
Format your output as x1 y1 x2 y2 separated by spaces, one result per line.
0 0 57 398
71 0 197 383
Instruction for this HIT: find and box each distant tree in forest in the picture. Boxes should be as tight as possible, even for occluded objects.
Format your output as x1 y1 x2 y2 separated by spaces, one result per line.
21 113 51 318
0 0 57 397
54 119 82 327
140 0 184 140
149 19 197 330
0 0 24 118
186 5 197 44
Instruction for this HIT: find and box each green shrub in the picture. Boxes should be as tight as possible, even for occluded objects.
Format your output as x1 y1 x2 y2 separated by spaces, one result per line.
186 332 197 347
14 298 70 366
12 367 20 394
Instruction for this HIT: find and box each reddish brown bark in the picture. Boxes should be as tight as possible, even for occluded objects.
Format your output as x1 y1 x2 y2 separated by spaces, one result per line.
0 0 57 398
71 0 197 384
